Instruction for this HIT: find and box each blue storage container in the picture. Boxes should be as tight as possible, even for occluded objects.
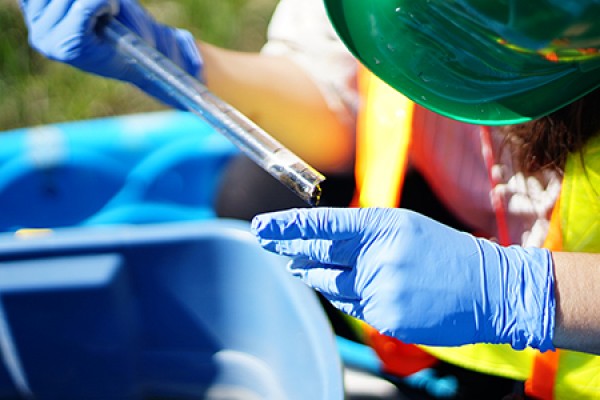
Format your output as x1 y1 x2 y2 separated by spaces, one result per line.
0 221 343 399
0 111 238 231
0 112 344 399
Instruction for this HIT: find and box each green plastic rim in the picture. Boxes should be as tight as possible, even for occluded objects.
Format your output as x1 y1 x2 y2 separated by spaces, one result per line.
324 0 600 125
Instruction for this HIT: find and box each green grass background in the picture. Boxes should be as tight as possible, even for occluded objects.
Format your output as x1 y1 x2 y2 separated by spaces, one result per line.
0 0 278 131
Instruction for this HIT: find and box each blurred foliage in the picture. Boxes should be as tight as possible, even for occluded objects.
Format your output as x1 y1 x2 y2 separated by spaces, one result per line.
0 0 278 131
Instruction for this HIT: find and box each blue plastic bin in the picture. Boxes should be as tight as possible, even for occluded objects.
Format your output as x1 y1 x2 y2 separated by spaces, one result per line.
0 220 343 399
0 113 344 399
0 111 238 231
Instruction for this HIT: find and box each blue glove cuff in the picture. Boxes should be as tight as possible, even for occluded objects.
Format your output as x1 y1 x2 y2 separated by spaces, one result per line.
477 239 556 352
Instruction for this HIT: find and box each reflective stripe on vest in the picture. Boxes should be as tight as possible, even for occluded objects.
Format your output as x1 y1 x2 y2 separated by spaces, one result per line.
352 66 413 208
525 201 563 400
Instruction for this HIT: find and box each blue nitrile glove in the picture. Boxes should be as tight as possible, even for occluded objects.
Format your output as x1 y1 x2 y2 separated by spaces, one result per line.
19 0 203 109
252 207 556 351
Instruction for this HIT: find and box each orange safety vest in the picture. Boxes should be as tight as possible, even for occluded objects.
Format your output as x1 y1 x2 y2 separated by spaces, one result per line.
354 66 600 399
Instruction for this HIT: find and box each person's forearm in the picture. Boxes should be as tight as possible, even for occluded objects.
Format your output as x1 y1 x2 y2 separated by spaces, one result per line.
552 251 600 355
199 43 355 174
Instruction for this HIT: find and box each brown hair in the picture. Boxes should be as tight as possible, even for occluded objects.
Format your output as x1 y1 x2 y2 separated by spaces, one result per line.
500 88 600 173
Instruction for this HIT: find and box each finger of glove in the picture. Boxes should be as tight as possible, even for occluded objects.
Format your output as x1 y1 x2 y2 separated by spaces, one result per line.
66 0 117 34
25 0 114 32
27 0 115 61
260 237 358 266
115 0 157 45
288 258 359 300
19 0 55 25
252 207 363 241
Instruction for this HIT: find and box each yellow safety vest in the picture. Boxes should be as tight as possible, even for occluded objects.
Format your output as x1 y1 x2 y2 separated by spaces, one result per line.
356 66 600 400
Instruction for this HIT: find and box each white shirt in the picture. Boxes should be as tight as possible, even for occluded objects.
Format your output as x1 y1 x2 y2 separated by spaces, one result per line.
262 0 561 246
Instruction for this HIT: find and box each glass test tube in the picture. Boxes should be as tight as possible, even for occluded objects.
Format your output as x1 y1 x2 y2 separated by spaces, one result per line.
100 19 325 206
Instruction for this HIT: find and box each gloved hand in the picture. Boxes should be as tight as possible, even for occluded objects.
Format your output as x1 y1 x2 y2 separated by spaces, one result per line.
252 207 556 351
19 0 203 108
